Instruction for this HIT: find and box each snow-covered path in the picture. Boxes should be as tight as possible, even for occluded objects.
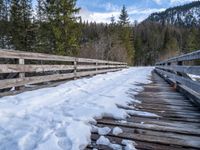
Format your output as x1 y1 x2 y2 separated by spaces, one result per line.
0 67 153 150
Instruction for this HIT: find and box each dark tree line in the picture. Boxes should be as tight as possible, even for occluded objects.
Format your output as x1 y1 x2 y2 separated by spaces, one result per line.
134 21 200 65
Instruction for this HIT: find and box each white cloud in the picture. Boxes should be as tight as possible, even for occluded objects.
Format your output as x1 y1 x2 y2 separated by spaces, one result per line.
79 8 119 23
170 0 196 5
152 0 196 5
79 7 166 23
77 0 197 23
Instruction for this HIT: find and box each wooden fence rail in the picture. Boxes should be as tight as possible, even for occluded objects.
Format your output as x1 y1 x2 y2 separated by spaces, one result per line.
0 49 127 91
155 50 200 106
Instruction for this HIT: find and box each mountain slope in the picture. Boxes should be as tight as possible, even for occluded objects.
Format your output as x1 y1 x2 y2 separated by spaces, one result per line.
145 1 200 27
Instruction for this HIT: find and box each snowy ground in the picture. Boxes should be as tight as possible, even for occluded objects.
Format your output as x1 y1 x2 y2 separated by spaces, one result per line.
0 67 153 150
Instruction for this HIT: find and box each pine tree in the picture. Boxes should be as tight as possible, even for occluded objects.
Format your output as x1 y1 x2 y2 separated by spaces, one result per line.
10 0 21 49
10 0 33 51
34 0 55 53
0 0 10 48
46 0 80 56
118 5 134 64
110 15 115 25
185 28 198 52
118 5 129 26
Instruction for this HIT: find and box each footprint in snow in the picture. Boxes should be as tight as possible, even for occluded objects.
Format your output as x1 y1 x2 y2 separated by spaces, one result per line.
57 137 72 150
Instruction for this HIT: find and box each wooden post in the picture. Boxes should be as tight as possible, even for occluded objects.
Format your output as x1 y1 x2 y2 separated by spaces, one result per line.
19 59 25 78
74 58 77 79
174 61 183 89
96 62 98 71
16 58 25 90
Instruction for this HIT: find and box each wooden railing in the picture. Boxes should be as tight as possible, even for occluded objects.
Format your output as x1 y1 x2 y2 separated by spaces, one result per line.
0 49 127 91
155 50 200 106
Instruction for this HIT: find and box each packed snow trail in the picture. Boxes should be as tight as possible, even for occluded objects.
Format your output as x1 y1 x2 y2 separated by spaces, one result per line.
0 67 153 150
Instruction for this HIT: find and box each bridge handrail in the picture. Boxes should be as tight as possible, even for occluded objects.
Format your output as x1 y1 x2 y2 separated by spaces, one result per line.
155 50 200 106
0 49 127 91
155 50 200 65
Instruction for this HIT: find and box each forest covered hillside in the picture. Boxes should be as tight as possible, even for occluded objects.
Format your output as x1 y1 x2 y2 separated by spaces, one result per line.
134 1 200 65
146 1 200 27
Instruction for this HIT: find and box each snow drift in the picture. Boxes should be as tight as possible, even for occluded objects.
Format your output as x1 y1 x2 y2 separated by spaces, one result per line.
0 67 153 150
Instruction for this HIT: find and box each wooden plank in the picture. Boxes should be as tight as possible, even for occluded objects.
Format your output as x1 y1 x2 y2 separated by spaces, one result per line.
120 105 200 118
0 49 76 62
77 65 126 70
0 49 127 65
136 94 186 100
95 125 200 148
0 64 74 73
0 68 120 89
91 134 194 150
177 84 200 107
93 128 200 148
139 91 185 97
127 117 200 129
0 73 75 89
139 98 192 104
156 66 200 76
136 104 198 112
156 50 200 65
77 57 127 65
156 68 200 93
0 64 126 73
0 80 69 97
98 119 200 136
136 108 200 119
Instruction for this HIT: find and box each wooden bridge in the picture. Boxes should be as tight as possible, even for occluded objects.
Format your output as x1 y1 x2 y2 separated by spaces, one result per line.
0 49 200 149
0 49 127 96
87 50 200 150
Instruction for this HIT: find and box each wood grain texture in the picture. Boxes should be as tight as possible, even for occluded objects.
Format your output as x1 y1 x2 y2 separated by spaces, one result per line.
0 49 127 90
156 66 200 76
155 68 200 93
0 49 127 65
0 68 121 89
156 50 200 65
88 71 200 150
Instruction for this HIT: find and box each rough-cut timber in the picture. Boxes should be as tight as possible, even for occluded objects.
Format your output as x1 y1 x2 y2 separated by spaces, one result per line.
0 49 127 64
0 49 127 91
87 71 200 150
0 68 121 90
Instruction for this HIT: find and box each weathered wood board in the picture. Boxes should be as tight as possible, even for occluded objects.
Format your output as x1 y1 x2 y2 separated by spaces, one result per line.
87 71 200 150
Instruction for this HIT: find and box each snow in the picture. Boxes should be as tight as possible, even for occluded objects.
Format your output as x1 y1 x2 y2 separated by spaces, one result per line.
97 127 111 135
188 74 200 81
112 127 123 136
96 136 110 145
117 120 127 124
96 136 122 149
0 67 153 150
122 139 137 150
125 110 159 117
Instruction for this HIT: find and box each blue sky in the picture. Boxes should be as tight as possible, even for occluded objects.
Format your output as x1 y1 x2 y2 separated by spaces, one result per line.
76 0 197 23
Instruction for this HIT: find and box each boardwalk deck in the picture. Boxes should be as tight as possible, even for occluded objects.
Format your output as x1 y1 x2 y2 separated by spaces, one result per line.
87 71 200 150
